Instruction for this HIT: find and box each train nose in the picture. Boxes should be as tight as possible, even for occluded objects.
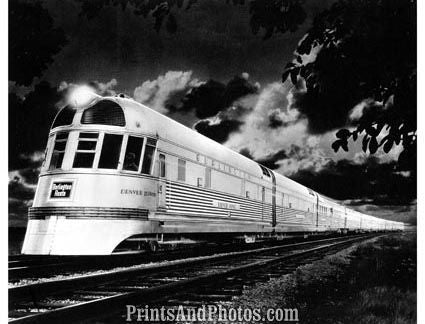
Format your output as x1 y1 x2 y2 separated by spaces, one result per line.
21 207 159 255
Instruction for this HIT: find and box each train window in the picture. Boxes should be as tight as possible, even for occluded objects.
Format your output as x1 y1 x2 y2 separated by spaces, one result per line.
98 134 123 169
159 154 166 177
196 154 205 164
49 132 68 170
177 159 186 181
141 139 156 174
123 136 144 171
81 100 125 126
52 106 75 128
73 133 98 168
205 167 211 188
197 177 203 187
246 191 250 198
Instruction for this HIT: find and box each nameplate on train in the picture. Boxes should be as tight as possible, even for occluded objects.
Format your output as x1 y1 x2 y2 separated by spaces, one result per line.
212 200 240 210
120 189 156 197
50 181 73 199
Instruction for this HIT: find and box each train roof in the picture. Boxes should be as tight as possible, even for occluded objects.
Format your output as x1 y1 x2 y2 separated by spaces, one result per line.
69 96 404 225
116 97 317 198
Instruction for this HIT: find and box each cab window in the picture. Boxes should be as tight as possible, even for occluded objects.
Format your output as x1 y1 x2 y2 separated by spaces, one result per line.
98 134 123 169
73 132 98 168
49 132 68 170
123 136 144 171
52 106 75 128
141 138 156 174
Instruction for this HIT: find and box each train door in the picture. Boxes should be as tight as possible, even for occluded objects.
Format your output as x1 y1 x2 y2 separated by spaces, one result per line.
261 186 265 221
315 195 319 228
270 171 276 227
157 153 166 209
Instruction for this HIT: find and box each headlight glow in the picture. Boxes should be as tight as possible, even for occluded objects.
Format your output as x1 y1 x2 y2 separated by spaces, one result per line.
68 85 99 108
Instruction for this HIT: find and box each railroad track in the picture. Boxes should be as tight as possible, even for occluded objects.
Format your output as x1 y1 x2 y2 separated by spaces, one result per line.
8 234 380 323
8 234 346 282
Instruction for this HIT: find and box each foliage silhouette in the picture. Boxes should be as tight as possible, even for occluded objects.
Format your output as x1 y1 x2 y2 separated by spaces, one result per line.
76 0 306 38
282 0 416 170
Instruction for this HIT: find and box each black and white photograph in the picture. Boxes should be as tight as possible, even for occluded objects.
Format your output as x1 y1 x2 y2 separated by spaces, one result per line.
7 0 418 323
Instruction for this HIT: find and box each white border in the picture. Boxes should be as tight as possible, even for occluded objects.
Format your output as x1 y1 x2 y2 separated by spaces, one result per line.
48 178 77 201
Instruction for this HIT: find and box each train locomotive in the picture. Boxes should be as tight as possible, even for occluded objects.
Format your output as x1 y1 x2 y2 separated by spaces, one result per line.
21 91 404 255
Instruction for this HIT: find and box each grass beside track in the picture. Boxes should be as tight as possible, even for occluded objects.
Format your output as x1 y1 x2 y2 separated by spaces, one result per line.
232 232 416 324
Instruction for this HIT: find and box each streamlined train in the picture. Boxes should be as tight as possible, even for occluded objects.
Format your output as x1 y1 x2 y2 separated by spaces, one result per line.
21 91 404 255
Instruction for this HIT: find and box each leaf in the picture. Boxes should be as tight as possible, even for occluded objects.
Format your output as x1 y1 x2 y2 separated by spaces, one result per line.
369 136 378 154
332 139 348 152
331 140 341 152
383 139 394 153
282 70 290 82
290 69 298 85
336 128 350 139
362 136 370 153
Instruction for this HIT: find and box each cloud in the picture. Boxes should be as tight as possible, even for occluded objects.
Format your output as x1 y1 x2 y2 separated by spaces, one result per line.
290 157 416 206
88 79 118 96
194 119 244 143
9 175 37 228
133 71 201 114
178 74 259 119
344 201 417 225
58 78 119 108
220 82 331 175
225 82 302 157
9 81 61 170
9 161 43 228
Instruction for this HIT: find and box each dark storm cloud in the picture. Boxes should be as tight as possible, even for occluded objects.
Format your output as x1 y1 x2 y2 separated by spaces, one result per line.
346 203 417 225
239 148 254 159
256 150 288 170
178 75 258 118
9 81 61 170
42 0 314 89
289 80 358 134
9 178 36 201
9 0 67 86
194 119 244 144
9 198 31 227
289 157 416 206
188 76 257 144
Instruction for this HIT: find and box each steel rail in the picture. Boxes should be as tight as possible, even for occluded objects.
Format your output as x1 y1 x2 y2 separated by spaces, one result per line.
9 234 379 323
9 234 366 304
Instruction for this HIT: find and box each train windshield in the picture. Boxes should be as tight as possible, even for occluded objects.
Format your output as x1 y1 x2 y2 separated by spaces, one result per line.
47 131 156 175
49 132 69 170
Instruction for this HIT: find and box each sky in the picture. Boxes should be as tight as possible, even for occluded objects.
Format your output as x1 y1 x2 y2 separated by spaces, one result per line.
8 0 417 227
